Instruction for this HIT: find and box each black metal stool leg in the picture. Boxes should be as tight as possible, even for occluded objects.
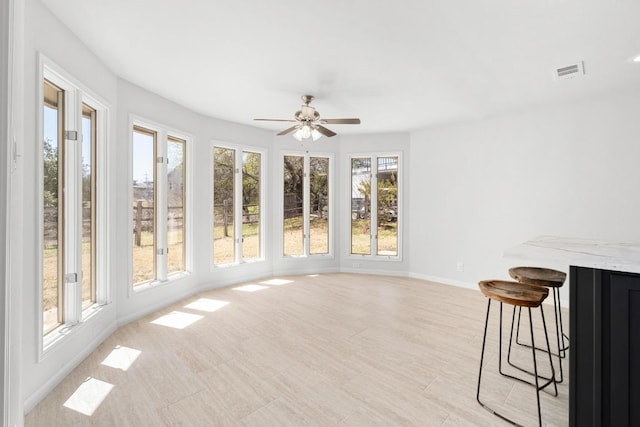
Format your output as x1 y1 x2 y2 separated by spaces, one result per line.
555 287 569 356
476 299 491 405
511 290 567 384
527 308 542 427
539 305 558 397
551 289 564 383
478 300 558 426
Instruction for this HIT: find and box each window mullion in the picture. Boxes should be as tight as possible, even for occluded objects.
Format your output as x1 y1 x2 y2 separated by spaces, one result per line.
303 155 311 256
64 88 82 325
370 156 379 256
234 149 243 263
156 131 168 281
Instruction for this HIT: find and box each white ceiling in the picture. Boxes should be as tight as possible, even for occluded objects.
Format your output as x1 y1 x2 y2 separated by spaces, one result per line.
42 0 640 135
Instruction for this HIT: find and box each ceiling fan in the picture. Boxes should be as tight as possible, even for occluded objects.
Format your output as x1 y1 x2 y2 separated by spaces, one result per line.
254 95 361 141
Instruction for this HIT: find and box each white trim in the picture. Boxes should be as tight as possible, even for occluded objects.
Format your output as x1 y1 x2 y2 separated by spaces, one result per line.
82 92 111 309
280 150 335 260
129 115 194 292
346 151 403 261
23 318 117 414
211 140 267 269
1 0 13 423
38 54 113 358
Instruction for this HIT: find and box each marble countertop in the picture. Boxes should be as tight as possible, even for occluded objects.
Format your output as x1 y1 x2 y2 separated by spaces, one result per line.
504 235 640 274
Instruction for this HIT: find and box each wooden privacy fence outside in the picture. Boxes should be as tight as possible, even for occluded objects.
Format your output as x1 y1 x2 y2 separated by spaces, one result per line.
132 200 262 245
133 200 184 247
213 201 260 238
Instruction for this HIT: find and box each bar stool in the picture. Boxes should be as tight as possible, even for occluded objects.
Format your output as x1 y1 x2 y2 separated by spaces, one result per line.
477 280 557 427
509 266 568 383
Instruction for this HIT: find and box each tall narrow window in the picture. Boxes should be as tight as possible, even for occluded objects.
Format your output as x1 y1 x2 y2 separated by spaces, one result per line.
213 147 235 265
377 156 398 256
132 127 156 285
283 155 304 256
131 123 190 288
309 157 329 255
351 157 371 256
213 144 264 266
282 153 332 258
43 79 64 334
40 59 109 345
81 104 97 309
350 154 401 259
242 151 261 261
167 136 186 274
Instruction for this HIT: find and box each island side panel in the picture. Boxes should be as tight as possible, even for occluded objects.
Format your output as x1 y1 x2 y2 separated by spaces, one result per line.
570 266 599 426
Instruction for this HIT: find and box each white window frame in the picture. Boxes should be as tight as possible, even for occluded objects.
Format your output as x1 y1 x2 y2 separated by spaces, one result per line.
129 115 193 293
211 141 266 268
280 151 335 259
37 54 111 357
347 152 402 261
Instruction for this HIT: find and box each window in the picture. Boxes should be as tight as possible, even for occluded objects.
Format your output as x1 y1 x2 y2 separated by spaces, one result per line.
132 127 156 284
81 104 97 310
167 136 186 274
213 144 264 266
131 121 190 287
40 59 109 343
350 154 400 258
282 153 332 257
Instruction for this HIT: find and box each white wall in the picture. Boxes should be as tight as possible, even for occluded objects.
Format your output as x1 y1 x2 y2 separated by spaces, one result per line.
16 0 640 418
1 0 11 422
6 0 25 423
21 0 119 412
115 79 275 324
409 89 640 304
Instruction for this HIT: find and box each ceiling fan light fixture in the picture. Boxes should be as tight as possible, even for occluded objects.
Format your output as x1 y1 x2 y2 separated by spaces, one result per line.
300 124 311 139
293 128 303 141
311 128 322 141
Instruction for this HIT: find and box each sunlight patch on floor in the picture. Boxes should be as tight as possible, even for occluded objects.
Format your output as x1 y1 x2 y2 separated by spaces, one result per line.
185 298 229 313
260 278 294 286
232 284 268 292
63 377 114 416
101 345 141 371
151 311 203 329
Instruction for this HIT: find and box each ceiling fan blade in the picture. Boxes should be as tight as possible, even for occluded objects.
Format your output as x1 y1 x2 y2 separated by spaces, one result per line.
277 125 298 136
316 125 337 137
254 118 297 122
321 118 361 125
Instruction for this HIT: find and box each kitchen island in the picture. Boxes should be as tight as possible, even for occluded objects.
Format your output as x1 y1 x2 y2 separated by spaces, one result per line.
504 236 640 427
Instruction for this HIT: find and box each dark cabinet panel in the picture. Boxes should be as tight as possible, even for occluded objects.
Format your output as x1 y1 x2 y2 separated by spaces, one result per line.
571 267 640 427
610 273 640 427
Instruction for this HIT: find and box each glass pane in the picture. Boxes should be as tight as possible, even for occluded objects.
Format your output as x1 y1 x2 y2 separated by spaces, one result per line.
242 151 261 261
351 158 371 255
309 157 329 255
377 156 399 256
81 104 96 310
283 155 304 256
213 147 235 265
132 127 156 285
167 137 185 274
43 79 63 334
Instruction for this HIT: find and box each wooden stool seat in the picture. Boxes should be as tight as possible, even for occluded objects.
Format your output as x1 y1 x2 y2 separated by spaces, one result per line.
479 280 549 308
509 266 566 288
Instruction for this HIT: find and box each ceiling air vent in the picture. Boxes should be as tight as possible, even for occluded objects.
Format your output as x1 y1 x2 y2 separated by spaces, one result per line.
554 61 585 81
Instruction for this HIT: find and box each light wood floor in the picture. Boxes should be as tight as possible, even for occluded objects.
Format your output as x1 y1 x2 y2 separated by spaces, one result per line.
25 273 569 426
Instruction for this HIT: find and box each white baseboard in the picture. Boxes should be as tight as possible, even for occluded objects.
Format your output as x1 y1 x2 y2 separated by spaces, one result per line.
23 322 117 414
408 272 477 291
